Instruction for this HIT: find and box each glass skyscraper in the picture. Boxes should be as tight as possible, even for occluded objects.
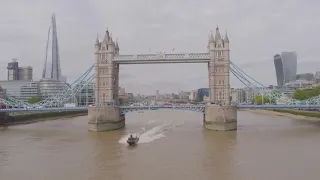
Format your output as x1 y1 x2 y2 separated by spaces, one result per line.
274 52 297 87
197 88 210 102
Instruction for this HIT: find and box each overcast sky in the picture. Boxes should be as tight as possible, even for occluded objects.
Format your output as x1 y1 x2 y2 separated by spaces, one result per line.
0 0 319 95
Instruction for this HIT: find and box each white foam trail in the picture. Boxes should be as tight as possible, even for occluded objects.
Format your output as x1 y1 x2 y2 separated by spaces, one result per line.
139 125 166 143
119 125 165 144
119 120 186 144
146 120 156 125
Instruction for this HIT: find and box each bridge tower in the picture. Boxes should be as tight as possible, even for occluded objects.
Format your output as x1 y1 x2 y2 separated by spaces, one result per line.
88 28 125 132
204 26 237 131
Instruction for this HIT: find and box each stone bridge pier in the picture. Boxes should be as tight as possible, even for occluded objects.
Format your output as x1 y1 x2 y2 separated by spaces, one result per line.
204 105 237 131
88 106 125 131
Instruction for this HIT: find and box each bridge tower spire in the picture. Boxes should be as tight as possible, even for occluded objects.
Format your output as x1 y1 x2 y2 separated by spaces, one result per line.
208 26 230 105
94 29 119 106
115 39 119 55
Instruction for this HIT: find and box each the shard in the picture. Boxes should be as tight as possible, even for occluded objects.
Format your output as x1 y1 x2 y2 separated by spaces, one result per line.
42 13 62 80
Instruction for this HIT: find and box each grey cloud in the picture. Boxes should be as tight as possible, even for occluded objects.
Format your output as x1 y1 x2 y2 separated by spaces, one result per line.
120 73 136 79
1 0 320 95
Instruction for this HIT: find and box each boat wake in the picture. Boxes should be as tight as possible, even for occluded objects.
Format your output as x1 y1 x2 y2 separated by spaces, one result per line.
119 120 185 144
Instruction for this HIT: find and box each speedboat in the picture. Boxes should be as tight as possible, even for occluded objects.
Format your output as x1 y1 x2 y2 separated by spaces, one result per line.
127 135 139 146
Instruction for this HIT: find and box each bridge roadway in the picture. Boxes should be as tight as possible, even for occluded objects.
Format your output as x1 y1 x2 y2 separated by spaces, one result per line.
1 104 320 114
113 53 210 64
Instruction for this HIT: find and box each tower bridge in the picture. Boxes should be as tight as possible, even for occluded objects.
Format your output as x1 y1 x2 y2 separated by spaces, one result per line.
88 26 237 132
2 26 320 130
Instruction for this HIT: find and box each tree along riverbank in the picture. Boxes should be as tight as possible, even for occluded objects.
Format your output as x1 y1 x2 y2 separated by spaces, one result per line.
246 109 320 123
0 111 88 127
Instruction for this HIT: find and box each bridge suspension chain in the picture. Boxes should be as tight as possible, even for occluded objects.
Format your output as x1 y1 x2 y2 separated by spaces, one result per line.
229 61 307 105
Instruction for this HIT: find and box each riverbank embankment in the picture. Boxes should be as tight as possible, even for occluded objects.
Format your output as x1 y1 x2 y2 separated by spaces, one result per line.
0 111 87 127
245 109 320 123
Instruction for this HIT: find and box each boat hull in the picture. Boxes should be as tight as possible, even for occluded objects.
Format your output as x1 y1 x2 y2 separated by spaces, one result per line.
127 138 139 145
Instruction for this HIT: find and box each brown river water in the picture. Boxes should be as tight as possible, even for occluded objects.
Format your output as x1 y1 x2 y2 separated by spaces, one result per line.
0 110 320 180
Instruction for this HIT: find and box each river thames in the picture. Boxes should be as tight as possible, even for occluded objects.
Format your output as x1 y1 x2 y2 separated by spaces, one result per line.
0 110 319 180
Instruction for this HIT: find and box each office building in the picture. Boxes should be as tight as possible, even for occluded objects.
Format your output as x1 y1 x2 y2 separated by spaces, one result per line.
189 90 198 101
76 82 95 105
0 85 5 99
18 67 33 80
178 91 190 101
39 78 67 98
0 80 36 101
20 81 40 101
197 88 210 102
230 88 256 104
7 59 19 80
314 71 320 84
118 87 129 103
243 88 256 103
296 73 314 81
7 58 33 81
274 52 297 87
284 80 313 89
231 88 246 103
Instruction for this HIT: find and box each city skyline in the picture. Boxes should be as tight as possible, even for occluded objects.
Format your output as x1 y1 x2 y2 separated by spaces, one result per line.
0 0 320 94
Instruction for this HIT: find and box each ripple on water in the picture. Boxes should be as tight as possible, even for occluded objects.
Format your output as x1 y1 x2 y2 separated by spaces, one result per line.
0 149 9 166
